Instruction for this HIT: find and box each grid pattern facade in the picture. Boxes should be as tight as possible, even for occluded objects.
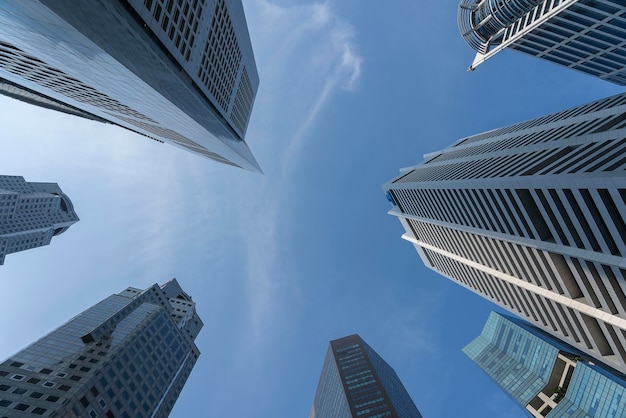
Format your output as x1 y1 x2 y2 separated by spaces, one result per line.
0 279 202 418
128 0 259 139
0 175 78 266
458 0 626 85
466 312 626 417
310 335 422 418
383 91 626 375
0 1 260 171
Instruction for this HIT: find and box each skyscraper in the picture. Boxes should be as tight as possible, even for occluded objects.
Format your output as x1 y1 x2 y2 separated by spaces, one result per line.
458 0 626 85
0 279 202 417
0 0 261 171
309 334 422 418
0 175 79 265
465 311 626 417
383 91 626 375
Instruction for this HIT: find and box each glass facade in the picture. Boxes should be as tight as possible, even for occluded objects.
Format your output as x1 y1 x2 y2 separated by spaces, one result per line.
0 279 202 418
466 312 626 417
0 0 260 170
310 335 422 418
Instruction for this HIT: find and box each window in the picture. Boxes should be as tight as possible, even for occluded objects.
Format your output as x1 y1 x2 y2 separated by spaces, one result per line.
11 374 25 381
0 385 9 391
89 409 98 418
14 403 29 411
32 407 47 415
29 392 43 399
45 395 59 403
27 377 41 384
0 399 11 407
43 381 56 388
59 385 71 391
80 396 89 407
13 388 27 395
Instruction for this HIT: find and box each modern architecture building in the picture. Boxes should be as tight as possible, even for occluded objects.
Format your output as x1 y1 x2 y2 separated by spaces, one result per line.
0 175 78 265
309 334 422 418
0 0 261 171
458 0 626 85
383 91 626 375
465 311 626 417
0 279 203 417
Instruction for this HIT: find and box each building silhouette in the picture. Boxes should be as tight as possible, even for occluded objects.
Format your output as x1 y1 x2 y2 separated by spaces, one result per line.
458 0 626 84
465 311 626 417
310 334 422 418
0 279 202 417
384 91 626 375
0 0 261 171
0 175 78 265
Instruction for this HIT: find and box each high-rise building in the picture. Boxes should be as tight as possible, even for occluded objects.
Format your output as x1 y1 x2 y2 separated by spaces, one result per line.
465 311 626 417
0 175 79 265
383 91 626 375
0 1 261 171
458 0 626 85
0 279 203 417
309 334 422 418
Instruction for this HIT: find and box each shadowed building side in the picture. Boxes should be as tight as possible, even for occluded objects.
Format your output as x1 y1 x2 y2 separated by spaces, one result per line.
0 0 261 171
310 334 422 418
0 279 203 417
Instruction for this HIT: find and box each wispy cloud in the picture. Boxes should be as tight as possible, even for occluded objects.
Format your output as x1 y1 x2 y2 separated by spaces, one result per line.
235 0 363 347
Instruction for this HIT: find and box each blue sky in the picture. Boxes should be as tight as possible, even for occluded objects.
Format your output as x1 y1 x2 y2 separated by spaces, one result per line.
0 1 625 417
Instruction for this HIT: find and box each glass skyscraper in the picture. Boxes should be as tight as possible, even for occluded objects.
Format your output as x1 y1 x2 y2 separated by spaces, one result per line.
0 0 261 171
466 311 626 417
458 0 626 85
383 91 626 375
0 279 202 417
309 334 422 418
0 175 78 265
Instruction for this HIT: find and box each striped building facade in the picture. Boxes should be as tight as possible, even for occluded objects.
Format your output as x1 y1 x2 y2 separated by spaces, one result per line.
458 0 626 85
383 92 626 374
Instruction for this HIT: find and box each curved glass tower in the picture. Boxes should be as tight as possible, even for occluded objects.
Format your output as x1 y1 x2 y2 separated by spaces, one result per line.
458 0 542 52
457 0 626 85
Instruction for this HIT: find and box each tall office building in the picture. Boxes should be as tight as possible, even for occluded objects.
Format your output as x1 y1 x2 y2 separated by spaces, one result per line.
458 0 626 85
0 175 79 265
0 279 203 417
309 334 422 418
465 311 626 417
383 91 626 375
0 1 261 171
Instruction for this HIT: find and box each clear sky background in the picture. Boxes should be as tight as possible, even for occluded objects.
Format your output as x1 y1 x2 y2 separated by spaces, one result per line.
0 1 624 417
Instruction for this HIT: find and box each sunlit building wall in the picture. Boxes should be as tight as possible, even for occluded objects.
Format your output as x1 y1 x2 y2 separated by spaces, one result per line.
384 91 626 374
465 311 626 417
0 175 78 265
